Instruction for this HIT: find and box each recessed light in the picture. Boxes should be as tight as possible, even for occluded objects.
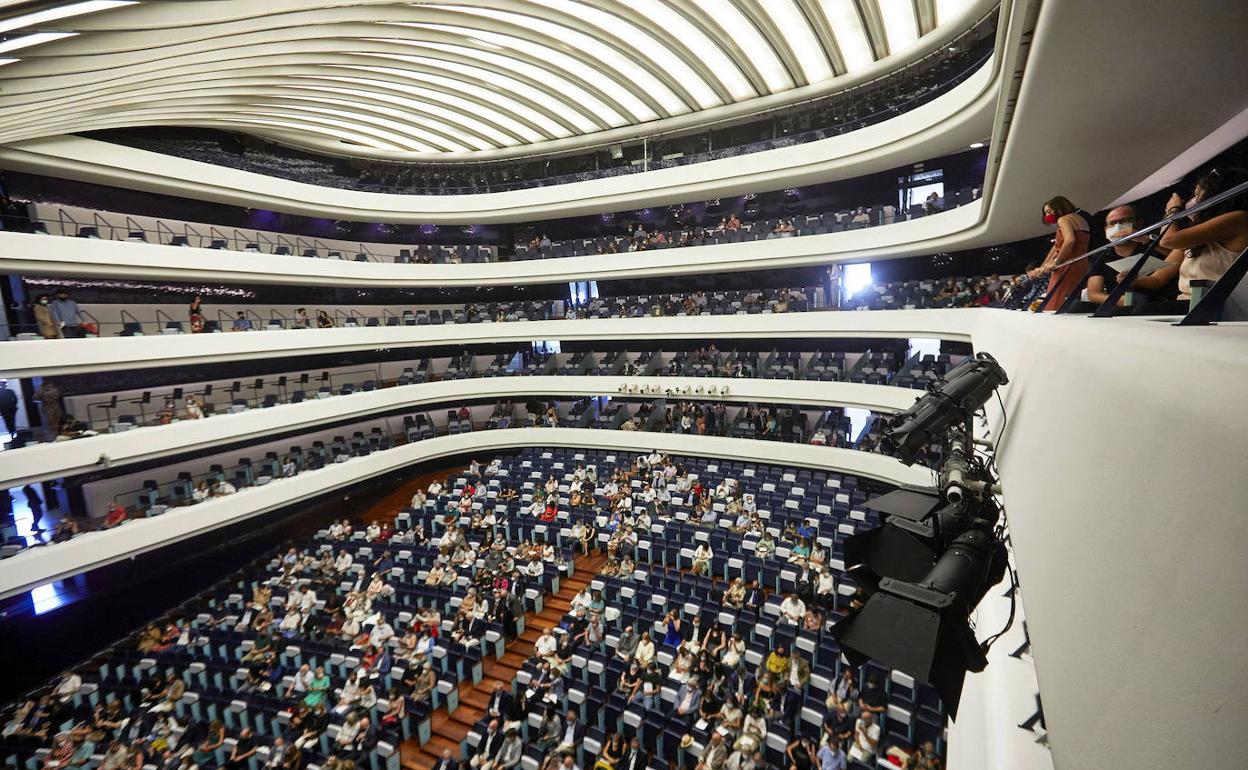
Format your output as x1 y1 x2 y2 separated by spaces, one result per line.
969 142 985 148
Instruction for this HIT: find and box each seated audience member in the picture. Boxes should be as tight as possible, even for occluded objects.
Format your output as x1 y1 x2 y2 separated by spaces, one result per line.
817 740 848 770
691 542 713 576
858 674 886 715
785 736 818 770
697 733 729 770
1157 167 1248 305
103 501 129 529
847 713 880 764
779 593 806 625
489 728 523 770
1081 205 1175 309
231 312 254 331
470 720 504 769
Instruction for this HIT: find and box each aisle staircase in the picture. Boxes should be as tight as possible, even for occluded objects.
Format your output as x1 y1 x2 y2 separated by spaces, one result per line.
400 552 607 770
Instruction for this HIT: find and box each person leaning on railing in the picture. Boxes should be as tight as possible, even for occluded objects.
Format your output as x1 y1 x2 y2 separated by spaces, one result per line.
1154 167 1248 307
1029 196 1091 311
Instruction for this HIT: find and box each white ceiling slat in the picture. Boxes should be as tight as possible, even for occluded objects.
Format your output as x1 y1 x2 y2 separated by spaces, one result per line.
0 0 976 158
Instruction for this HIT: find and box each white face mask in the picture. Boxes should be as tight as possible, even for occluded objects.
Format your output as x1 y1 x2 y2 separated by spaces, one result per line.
1105 222 1133 239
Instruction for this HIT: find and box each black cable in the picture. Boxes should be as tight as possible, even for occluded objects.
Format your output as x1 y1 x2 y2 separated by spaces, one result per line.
980 557 1018 654
993 389 1009 451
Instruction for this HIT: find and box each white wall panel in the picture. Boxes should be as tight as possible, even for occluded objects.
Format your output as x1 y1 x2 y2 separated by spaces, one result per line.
0 203 983 287
0 309 980 378
956 310 1248 770
0 375 920 487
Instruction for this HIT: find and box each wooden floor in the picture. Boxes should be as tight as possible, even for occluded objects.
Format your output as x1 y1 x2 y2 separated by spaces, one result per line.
358 466 466 525
401 551 608 770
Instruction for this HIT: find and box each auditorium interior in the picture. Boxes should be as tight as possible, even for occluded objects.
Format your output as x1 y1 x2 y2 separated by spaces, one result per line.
1 2 1246 770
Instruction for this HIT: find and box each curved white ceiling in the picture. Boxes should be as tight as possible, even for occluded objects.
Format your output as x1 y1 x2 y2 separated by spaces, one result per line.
0 0 985 159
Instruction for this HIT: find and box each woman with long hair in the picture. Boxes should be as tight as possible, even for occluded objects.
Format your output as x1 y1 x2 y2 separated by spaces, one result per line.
1030 195 1091 311
1158 167 1248 302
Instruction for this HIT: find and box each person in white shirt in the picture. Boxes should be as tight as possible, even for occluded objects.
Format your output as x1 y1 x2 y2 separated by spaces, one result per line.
533 629 558 662
633 633 656 666
815 568 836 603
570 587 593 613
212 480 236 497
334 551 354 573
285 664 314 698
428 480 443 496
278 609 303 635
53 671 81 703
779 594 806 625
847 713 880 763
691 543 713 576
372 619 395 647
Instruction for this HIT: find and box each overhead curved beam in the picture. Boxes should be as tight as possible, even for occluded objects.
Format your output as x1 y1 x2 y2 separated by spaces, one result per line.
0 46 615 142
0 0 999 160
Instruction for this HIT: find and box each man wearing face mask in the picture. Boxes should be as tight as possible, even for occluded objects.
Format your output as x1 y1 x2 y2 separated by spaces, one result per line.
49 290 86 337
1080 205 1176 309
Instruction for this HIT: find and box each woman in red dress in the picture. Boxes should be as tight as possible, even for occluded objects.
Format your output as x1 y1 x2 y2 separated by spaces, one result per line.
1030 196 1090 311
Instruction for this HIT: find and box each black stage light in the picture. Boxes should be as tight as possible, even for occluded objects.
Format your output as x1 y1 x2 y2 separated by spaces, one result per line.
884 352 1008 465
833 526 1008 719
847 489 996 596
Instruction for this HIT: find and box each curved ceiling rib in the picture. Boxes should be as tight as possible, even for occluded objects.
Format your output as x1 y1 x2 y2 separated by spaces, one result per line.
0 0 989 160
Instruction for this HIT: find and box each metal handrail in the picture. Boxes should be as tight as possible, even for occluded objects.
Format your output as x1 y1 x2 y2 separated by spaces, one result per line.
1050 177 1248 314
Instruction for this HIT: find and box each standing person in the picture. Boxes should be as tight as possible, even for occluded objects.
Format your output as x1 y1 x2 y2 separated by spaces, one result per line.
49 289 86 337
1029 196 1090 311
22 483 45 532
188 293 205 333
33 295 59 339
35 378 63 440
293 308 310 329
0 380 18 438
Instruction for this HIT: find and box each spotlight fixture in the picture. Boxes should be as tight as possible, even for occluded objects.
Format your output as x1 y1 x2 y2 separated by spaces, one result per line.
883 352 1008 465
834 522 1008 719
833 352 1011 719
